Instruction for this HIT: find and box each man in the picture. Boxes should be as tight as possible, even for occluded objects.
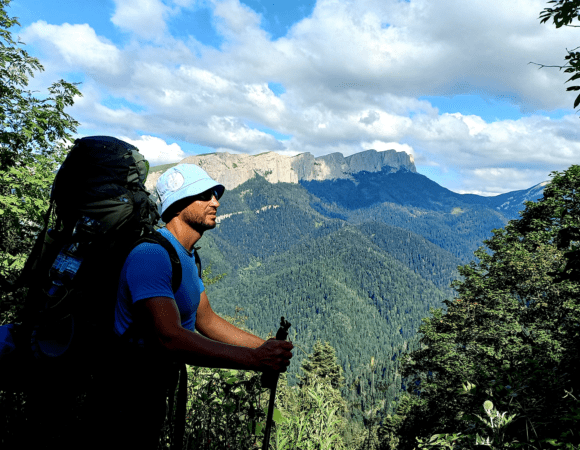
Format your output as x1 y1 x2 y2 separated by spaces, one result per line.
93 164 293 450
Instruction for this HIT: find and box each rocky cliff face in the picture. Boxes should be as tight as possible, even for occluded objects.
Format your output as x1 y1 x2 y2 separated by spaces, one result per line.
146 149 416 191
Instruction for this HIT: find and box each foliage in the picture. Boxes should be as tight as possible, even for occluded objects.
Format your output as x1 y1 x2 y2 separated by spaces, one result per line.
176 364 268 449
0 0 81 323
395 165 580 449
539 0 580 29
536 0 580 110
297 339 346 390
273 378 349 450
543 165 580 282
201 264 227 287
200 173 481 423
378 393 420 450
412 399 519 449
275 339 349 449
411 393 580 450
158 310 362 450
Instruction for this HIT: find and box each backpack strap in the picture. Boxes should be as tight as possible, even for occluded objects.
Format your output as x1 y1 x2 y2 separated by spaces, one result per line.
124 231 202 450
132 233 202 286
120 232 181 346
134 233 183 292
193 246 202 280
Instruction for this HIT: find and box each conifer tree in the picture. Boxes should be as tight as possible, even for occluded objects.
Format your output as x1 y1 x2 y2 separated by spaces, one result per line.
297 340 346 390
395 165 580 449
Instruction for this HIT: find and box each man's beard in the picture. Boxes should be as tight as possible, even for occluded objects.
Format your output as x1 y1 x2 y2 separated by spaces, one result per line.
182 208 217 232
193 219 216 233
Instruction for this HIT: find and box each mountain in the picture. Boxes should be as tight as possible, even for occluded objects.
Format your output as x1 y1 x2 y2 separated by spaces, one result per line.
299 168 545 262
147 149 544 223
300 167 546 220
146 149 546 420
486 181 549 219
146 148 416 190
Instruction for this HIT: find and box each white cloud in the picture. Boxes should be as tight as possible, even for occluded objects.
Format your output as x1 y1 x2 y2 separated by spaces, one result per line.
405 113 580 193
111 0 169 40
362 141 415 156
460 167 551 195
119 135 186 166
212 0 266 43
21 22 123 75
21 0 580 195
411 114 580 167
206 116 285 152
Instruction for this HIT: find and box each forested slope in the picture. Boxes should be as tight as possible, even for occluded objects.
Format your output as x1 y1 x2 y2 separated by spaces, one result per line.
195 172 525 419
302 168 523 263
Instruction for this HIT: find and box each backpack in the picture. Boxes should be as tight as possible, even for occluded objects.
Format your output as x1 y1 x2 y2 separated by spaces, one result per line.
0 135 195 449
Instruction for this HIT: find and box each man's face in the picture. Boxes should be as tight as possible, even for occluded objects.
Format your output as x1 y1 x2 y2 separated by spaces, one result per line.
180 188 220 232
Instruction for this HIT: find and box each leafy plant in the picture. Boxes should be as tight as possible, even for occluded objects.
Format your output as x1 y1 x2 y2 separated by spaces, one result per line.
0 0 81 324
396 165 580 450
273 377 349 450
533 0 580 110
473 400 517 448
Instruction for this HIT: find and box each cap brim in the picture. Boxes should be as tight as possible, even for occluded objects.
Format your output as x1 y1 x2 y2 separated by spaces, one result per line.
160 179 225 215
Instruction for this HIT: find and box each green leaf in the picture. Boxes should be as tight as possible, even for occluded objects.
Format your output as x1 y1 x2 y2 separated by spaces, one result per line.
566 73 580 83
272 407 286 423
542 438 563 447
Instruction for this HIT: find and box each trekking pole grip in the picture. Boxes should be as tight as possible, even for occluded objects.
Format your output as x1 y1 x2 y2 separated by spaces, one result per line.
260 317 291 389
275 316 291 341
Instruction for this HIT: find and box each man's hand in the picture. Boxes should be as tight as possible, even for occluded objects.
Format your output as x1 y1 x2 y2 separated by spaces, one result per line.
254 338 294 373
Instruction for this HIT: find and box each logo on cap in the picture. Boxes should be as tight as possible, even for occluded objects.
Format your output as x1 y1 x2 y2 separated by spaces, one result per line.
165 171 185 192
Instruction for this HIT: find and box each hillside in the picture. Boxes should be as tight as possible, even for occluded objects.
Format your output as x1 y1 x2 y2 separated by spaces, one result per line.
149 152 545 419
190 172 539 419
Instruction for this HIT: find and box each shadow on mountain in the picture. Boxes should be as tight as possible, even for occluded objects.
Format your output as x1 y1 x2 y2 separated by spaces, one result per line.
300 168 489 212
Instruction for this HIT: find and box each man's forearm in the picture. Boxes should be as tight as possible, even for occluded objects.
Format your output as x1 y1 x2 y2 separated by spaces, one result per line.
199 314 266 349
165 327 259 370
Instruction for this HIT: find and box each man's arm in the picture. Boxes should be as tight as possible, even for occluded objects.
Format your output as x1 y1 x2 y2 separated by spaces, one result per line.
195 291 265 348
140 296 292 372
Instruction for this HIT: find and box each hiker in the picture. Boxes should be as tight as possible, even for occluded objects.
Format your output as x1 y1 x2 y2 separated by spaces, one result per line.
87 163 294 450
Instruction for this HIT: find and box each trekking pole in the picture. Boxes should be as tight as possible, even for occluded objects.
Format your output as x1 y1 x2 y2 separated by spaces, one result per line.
261 317 291 450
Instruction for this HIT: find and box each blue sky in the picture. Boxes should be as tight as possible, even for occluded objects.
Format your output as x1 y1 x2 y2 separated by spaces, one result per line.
9 0 580 195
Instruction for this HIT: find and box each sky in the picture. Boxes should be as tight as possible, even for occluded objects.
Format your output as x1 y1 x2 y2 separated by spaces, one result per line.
8 0 580 195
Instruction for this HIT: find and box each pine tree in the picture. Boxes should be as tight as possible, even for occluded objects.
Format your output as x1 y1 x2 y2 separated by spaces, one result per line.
396 165 580 449
297 340 346 390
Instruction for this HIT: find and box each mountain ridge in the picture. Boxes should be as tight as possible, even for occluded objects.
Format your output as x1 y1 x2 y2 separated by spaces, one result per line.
147 150 546 217
146 148 416 191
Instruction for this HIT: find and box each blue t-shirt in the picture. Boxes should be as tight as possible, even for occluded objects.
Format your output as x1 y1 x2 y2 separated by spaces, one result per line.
114 227 205 344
